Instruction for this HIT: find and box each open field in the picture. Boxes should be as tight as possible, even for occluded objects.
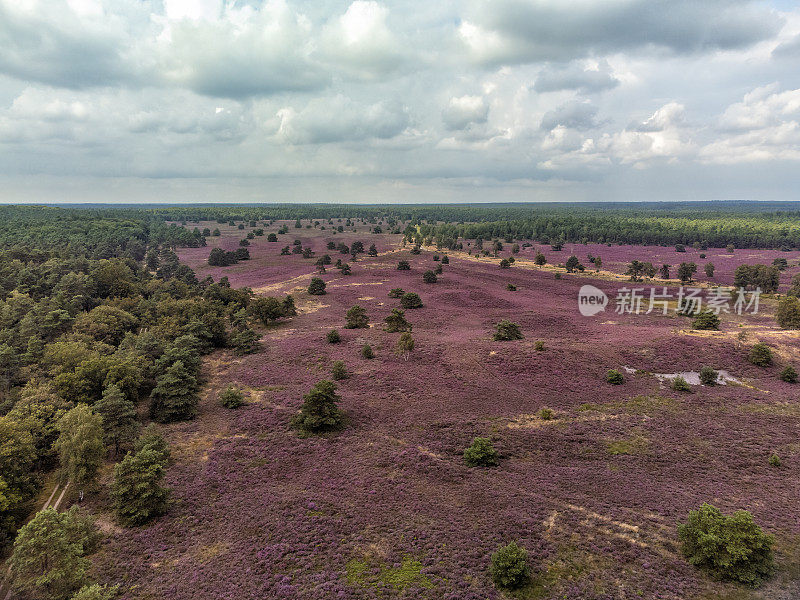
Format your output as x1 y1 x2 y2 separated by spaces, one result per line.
84 221 800 599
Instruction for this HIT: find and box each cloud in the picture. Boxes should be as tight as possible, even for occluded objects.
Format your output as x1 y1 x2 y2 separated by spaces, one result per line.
459 0 782 66
534 60 619 94
540 100 600 131
274 95 409 144
442 95 489 130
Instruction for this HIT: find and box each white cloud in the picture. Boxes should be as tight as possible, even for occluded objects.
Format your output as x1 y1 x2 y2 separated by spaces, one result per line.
442 95 489 130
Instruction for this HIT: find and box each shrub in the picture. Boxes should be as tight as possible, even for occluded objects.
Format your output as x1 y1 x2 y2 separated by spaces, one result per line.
345 305 369 329
400 292 423 309
769 453 782 467
748 343 772 367
434 263 443 275
493 320 522 341
326 329 341 344
534 340 545 351
388 288 405 298
499 258 511 269
534 252 546 265
692 310 720 331
219 384 244 409
699 366 719 386
678 503 774 586
539 408 554 420
489 541 530 590
671 376 691 392
308 277 327 295
361 344 374 359
384 308 411 333
606 369 624 385
776 296 800 329
554 272 561 280
331 361 348 380
290 380 344 434
397 260 411 270
780 365 797 383
463 437 498 467
395 332 415 360
422 270 437 283
441 255 449 264
229 328 260 355
506 283 516 291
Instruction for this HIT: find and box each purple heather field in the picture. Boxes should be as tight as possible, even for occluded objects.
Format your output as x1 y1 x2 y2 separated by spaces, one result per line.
94 221 800 600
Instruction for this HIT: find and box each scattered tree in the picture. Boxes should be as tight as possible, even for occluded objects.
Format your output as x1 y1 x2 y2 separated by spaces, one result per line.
219 384 245 409
749 343 772 367
307 277 327 295
111 448 169 527
489 541 530 590
400 292 423 309
290 380 344 434
55 405 104 490
606 369 624 385
345 305 369 329
493 320 522 341
464 437 498 467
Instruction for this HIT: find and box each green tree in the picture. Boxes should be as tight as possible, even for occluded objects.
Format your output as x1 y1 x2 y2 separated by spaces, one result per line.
308 277 327 295
422 270 437 283
395 332 415 360
345 305 369 329
111 448 169 527
566 255 580 273
678 503 774 586
149 360 199 423
94 384 137 456
493 320 522 341
692 310 720 331
677 262 698 283
69 584 119 600
331 361 348 380
384 309 411 333
219 384 245 409
134 424 170 464
780 365 797 383
776 296 800 329
290 380 344 434
55 405 104 490
749 343 772 367
606 369 624 385
463 437 498 467
400 292 423 309
489 541 530 590
9 507 97 600
705 263 715 278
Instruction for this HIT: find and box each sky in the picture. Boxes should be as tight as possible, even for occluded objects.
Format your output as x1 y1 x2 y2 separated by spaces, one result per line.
2 0 800 203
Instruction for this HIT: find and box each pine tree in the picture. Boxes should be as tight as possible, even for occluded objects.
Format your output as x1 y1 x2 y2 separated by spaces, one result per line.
384 308 411 332
94 384 137 456
149 360 199 423
345 305 369 329
290 380 344 434
54 405 104 490
111 448 169 527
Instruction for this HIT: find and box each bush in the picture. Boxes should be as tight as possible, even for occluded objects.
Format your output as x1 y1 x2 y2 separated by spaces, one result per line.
499 258 511 269
308 277 327 295
489 541 530 590
290 380 344 434
331 361 348 380
780 365 797 383
326 329 341 343
400 292 423 309
769 453 782 467
463 437 498 467
229 328 260 355
699 366 719 386
678 503 774 586
434 263 443 275
749 343 772 367
422 270 437 283
397 260 411 271
345 305 369 329
534 340 545 351
361 344 374 359
493 320 522 341
539 408 554 420
606 369 624 385
219 384 244 409
506 283 516 291
776 296 800 329
671 376 691 392
692 310 720 331
388 288 405 298
441 255 449 264
384 308 411 333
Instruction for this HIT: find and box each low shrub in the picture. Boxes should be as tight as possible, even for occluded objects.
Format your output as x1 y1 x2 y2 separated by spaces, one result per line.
331 361 348 380
692 310 720 331
780 365 797 383
506 283 516 291
388 288 405 298
493 320 522 341
326 329 341 344
534 341 545 351
769 453 782 467
539 408 554 420
699 366 719 386
606 369 624 385
400 292 423 309
422 270 437 283
361 344 374 359
671 376 691 392
219 384 244 409
749 343 772 367
464 437 498 467
489 541 530 590
678 503 774 586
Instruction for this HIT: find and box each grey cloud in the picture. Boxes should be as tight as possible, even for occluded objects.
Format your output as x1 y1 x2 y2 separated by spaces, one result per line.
442 95 489 130
541 101 600 131
534 61 619 94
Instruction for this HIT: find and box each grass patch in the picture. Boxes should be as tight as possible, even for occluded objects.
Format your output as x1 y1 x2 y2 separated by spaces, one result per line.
606 434 650 456
740 402 800 418
346 555 434 592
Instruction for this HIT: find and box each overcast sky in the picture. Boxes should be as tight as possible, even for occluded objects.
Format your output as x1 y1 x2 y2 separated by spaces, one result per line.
2 0 800 203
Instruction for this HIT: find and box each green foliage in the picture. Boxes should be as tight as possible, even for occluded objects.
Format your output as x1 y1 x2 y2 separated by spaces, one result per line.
499 258 511 269
149 360 199 423
397 260 410 270
395 332 415 360
463 437 498 467
489 541 530 590
692 310 720 330
493 320 522 341
361 344 374 359
748 343 772 367
606 369 624 385
780 365 797 383
331 361 348 381
326 329 341 343
345 305 369 329
249 296 295 326
776 296 800 329
290 380 344 434
134 424 170 464
55 405 105 489
422 270 437 283
506 283 516 291
699 366 719 386
400 292 423 309
229 328 260 355
734 264 780 293
768 454 782 467
534 340 545 351
69 584 119 600
671 376 691 392
387 288 405 298
111 447 169 527
539 407 554 420
384 308 411 333
219 384 245 409
94 384 137 455
678 503 774 586
307 277 327 295
9 507 98 600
